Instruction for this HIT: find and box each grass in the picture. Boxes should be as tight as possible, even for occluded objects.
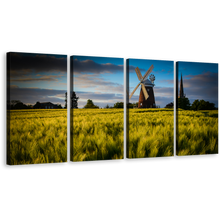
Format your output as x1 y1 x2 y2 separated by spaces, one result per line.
8 108 215 164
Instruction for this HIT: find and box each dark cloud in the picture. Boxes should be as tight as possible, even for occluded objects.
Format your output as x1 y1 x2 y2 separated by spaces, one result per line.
11 75 60 82
73 59 123 74
10 53 140 81
179 71 218 106
73 59 146 74
129 65 145 73
154 71 220 107
10 86 66 106
8 52 67 77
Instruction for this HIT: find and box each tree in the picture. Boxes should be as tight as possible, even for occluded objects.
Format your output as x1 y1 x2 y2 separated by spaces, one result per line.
27 105 33 109
84 99 99 108
65 92 79 108
10 100 22 109
178 97 191 110
56 104 63 109
33 101 41 109
133 102 138 108
113 102 123 108
14 102 28 109
105 104 110 109
191 99 216 110
191 99 200 111
113 102 135 108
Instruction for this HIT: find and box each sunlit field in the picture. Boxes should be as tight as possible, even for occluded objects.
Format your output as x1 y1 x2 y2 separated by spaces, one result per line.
8 108 216 165
177 109 218 156
7 109 67 165
71 109 124 161
127 108 174 158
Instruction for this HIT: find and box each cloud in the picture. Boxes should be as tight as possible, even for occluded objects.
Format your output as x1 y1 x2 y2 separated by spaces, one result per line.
75 91 123 108
10 85 19 88
11 75 60 82
74 73 123 94
73 59 123 74
180 71 219 101
9 86 123 108
9 87 66 106
8 52 67 74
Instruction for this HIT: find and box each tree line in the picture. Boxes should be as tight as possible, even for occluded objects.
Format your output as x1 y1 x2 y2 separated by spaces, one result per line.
8 97 216 111
178 97 217 110
7 100 63 109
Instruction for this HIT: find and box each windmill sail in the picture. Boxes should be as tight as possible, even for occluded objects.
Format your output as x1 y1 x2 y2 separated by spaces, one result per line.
135 67 143 81
142 65 154 81
129 82 141 99
141 83 149 100
129 64 154 100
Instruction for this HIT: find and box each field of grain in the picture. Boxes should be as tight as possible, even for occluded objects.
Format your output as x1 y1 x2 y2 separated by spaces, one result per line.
7 109 67 165
71 109 124 161
127 108 174 158
8 108 216 164
177 109 218 156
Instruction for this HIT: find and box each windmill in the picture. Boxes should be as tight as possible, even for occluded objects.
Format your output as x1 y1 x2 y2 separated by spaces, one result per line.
129 65 156 108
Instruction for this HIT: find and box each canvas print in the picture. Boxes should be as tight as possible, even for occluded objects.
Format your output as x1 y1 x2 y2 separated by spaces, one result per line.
127 59 174 158
7 52 67 165
176 61 218 156
70 56 124 161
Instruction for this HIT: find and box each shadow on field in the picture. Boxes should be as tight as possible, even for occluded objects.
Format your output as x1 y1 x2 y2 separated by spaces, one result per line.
201 112 218 118
209 114 220 118
133 109 174 114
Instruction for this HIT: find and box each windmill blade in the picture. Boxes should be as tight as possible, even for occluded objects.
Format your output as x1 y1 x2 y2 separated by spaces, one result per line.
141 83 149 100
142 64 154 81
135 67 143 81
129 82 141 99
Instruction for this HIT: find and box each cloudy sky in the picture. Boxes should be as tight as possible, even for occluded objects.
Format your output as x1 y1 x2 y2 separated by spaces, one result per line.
10 54 216 109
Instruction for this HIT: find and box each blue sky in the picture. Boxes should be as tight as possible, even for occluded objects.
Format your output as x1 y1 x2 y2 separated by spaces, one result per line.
10 54 216 109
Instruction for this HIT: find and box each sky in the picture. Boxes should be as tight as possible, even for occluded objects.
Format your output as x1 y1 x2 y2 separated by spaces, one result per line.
9 54 216 109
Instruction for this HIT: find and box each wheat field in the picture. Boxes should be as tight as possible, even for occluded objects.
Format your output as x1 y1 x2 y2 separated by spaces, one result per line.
8 108 216 165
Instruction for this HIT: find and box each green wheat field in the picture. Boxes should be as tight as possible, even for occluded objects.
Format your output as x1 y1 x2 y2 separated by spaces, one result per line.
7 108 218 165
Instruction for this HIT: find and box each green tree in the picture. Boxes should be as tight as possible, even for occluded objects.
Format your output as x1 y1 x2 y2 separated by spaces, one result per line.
84 99 99 109
113 102 123 108
191 99 216 110
191 99 200 110
133 102 138 108
113 102 135 108
65 92 79 108
178 97 191 110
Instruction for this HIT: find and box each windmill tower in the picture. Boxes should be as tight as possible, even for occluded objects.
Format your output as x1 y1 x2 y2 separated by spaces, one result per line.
178 73 185 98
129 65 156 108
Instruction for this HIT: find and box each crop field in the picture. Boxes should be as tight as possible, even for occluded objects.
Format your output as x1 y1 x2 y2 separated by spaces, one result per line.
8 108 216 165
177 109 218 156
7 109 67 165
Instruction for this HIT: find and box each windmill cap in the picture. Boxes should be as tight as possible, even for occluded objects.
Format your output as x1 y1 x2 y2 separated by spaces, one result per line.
143 79 154 87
